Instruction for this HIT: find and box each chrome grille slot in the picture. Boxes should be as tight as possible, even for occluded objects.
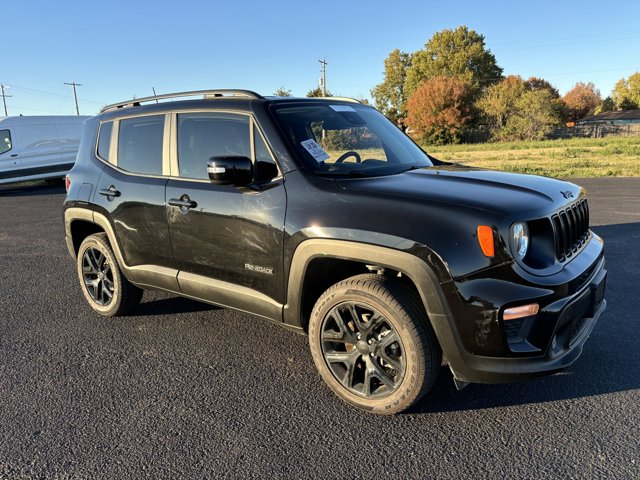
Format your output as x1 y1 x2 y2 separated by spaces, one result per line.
551 199 590 262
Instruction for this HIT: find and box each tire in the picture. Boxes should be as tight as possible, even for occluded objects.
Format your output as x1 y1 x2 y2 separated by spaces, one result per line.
309 274 441 414
76 233 143 316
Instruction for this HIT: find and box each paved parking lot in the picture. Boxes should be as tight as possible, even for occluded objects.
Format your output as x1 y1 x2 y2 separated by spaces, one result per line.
0 178 638 479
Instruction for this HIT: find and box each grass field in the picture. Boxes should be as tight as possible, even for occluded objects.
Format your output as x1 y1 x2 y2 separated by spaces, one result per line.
425 136 640 177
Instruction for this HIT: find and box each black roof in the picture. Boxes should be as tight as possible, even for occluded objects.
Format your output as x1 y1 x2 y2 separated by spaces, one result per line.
580 109 640 123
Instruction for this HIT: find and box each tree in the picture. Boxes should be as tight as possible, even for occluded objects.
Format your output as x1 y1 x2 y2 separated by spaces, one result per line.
594 97 616 115
525 77 560 98
612 72 640 109
500 89 564 141
405 76 473 145
273 87 292 97
563 82 601 122
478 75 564 140
477 75 528 133
404 26 502 99
306 87 332 97
370 49 412 127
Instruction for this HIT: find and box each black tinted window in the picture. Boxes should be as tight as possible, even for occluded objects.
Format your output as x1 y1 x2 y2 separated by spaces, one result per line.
254 126 279 181
178 113 250 179
0 129 11 155
97 121 113 161
118 115 164 175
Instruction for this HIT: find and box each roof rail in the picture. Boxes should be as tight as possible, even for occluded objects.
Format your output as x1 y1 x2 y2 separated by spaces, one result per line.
100 89 264 113
322 96 362 104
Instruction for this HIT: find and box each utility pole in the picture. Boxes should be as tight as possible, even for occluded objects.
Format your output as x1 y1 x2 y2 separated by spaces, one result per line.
0 84 11 116
64 82 82 115
318 58 327 97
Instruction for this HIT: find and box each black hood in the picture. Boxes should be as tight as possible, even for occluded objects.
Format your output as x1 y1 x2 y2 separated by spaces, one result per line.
338 166 583 219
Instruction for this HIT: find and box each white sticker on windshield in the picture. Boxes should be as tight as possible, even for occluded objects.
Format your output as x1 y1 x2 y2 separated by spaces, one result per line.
301 139 330 162
329 105 357 112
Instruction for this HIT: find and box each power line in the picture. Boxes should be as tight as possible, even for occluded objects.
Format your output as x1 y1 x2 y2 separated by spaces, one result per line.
1 84 11 116
64 82 82 115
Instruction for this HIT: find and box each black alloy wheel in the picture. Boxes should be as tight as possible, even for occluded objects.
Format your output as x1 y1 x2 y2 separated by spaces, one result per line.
81 247 114 306
321 302 406 398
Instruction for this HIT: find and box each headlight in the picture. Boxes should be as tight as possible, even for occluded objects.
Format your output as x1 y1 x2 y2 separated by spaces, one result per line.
511 222 529 260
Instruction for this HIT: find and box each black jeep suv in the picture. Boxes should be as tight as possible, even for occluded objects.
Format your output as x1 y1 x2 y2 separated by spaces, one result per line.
64 90 606 414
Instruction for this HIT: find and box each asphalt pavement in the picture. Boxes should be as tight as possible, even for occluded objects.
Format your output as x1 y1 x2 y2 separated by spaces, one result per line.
0 177 638 479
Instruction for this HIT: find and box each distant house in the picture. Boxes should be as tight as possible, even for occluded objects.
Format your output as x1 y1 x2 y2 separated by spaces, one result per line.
577 109 640 125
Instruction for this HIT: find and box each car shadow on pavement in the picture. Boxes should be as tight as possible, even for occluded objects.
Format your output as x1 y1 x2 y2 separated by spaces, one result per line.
0 182 66 197
410 221 640 414
135 296 220 316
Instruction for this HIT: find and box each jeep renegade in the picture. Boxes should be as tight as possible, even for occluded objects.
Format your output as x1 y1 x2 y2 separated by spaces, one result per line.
63 90 607 414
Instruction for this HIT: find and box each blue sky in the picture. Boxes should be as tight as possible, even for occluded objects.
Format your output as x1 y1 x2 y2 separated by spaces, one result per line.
3 0 640 116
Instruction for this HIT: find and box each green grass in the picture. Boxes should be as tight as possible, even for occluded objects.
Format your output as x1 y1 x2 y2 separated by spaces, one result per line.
424 136 640 177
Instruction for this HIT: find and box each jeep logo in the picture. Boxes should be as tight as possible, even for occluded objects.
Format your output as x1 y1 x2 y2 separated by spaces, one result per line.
561 190 574 199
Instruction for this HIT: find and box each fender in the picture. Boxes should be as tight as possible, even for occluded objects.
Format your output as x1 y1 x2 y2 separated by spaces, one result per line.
283 239 469 369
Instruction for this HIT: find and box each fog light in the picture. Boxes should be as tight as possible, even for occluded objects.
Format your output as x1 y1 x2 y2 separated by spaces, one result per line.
504 303 539 321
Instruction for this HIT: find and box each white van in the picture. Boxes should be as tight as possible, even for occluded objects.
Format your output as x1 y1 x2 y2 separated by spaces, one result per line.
0 115 90 185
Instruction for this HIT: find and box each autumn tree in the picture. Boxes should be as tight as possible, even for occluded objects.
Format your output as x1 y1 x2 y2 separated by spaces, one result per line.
370 49 412 127
404 26 502 99
405 76 473 145
273 87 292 97
612 72 640 109
563 82 601 122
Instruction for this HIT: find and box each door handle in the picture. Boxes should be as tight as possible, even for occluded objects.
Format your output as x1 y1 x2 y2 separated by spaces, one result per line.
98 186 121 199
168 196 197 210
10 154 18 158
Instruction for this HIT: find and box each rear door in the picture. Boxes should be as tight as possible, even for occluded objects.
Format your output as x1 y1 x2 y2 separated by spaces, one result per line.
0 125 21 182
165 111 286 316
93 114 176 289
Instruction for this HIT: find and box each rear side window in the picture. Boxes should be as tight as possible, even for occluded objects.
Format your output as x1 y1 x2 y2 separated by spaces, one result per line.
177 113 250 179
0 129 11 155
117 115 164 175
97 122 113 161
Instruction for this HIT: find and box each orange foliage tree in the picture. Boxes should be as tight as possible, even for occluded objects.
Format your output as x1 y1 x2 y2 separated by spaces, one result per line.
405 76 473 144
563 82 601 122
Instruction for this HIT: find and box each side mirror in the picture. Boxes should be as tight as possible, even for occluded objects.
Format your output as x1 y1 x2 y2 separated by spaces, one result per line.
207 156 253 186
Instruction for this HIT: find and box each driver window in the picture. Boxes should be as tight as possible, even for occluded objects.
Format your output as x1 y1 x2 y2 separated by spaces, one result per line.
177 113 250 179
310 121 387 164
0 129 12 155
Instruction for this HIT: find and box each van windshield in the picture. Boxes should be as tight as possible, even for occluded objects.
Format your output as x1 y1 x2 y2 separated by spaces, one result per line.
272 103 432 176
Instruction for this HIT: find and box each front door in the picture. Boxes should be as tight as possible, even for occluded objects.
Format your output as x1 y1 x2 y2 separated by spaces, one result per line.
165 112 286 315
0 127 21 182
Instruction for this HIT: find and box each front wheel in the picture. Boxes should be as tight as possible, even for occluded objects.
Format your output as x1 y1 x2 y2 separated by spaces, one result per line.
309 274 441 414
76 233 142 316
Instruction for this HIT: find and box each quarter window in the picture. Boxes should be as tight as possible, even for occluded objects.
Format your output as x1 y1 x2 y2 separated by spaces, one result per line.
0 129 12 155
117 115 164 175
177 113 250 179
97 121 113 161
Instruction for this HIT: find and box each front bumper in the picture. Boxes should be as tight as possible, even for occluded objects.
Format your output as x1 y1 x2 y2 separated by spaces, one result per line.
437 238 607 384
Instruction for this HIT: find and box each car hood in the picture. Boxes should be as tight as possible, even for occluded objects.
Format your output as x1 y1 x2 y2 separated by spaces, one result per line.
337 165 583 219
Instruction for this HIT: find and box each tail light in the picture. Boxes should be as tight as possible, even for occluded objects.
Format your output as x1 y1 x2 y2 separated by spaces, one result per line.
65 175 71 192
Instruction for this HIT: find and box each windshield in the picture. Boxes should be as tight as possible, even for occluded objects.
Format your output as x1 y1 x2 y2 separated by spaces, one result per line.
272 103 433 176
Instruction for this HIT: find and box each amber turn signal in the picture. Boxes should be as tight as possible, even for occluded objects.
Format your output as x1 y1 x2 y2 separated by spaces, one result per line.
504 303 540 321
477 225 495 257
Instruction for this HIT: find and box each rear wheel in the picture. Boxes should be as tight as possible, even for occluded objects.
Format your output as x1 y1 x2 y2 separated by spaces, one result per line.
76 233 142 316
309 274 441 414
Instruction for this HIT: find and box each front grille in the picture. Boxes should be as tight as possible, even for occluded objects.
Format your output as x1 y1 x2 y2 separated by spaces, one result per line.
551 199 590 262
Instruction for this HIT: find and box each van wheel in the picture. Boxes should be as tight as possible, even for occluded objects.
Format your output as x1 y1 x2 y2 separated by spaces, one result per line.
309 274 441 414
76 233 142 316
